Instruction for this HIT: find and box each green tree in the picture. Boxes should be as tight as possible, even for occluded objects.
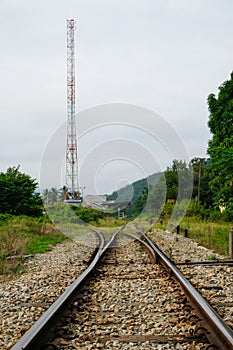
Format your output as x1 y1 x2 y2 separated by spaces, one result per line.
147 177 166 215
0 166 43 216
190 157 213 207
207 72 233 212
164 160 193 201
42 187 64 204
42 188 50 204
125 186 148 217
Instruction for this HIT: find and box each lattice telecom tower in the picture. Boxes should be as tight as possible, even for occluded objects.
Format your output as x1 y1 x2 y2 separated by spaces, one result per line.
65 19 80 201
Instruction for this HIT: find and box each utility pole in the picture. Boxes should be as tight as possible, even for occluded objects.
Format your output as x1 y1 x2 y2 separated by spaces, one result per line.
197 158 204 203
65 19 79 200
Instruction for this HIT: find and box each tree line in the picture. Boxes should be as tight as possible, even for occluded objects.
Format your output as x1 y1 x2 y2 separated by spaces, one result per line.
118 157 214 219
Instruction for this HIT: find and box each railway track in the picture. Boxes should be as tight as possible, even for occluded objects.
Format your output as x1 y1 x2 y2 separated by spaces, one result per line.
147 229 233 337
11 227 233 350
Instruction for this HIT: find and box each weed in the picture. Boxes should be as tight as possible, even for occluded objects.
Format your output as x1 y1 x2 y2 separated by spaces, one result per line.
207 254 218 260
89 281 94 288
180 217 230 256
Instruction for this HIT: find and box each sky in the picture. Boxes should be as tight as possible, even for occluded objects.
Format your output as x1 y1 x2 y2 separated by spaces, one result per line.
1 0 233 194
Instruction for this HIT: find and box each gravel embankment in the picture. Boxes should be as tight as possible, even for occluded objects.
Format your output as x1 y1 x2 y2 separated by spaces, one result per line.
147 229 223 263
0 240 95 349
148 229 233 329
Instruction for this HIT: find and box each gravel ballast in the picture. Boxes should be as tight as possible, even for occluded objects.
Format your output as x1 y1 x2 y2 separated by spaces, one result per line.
148 229 233 331
0 241 94 349
0 228 232 349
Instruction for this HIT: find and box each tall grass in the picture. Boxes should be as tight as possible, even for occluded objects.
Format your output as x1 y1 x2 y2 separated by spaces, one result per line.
180 218 231 256
0 215 65 277
153 201 232 257
0 211 128 278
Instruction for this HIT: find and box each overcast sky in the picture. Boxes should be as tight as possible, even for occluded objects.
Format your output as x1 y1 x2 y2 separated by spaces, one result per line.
1 0 233 194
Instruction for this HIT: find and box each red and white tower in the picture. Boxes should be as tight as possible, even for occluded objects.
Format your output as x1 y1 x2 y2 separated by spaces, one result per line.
65 19 79 199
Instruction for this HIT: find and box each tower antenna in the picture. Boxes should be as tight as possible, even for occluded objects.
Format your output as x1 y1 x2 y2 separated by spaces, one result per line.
64 19 81 203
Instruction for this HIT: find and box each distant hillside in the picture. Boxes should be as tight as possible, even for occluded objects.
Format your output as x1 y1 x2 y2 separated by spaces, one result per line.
107 173 162 217
106 158 212 218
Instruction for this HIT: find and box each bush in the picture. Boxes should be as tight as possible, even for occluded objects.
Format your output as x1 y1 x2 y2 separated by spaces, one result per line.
0 214 13 225
71 206 104 224
160 203 174 218
185 200 208 219
0 166 43 217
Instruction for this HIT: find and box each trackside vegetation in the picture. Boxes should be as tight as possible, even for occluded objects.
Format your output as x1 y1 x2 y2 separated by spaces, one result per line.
0 168 65 277
70 205 128 227
0 215 65 277
154 200 231 256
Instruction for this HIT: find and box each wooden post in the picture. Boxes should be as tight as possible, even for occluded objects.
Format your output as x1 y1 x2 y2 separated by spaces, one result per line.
229 230 233 259
184 228 188 238
176 225 180 234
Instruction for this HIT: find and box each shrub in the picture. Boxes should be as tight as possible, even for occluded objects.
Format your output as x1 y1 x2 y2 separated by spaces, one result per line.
71 206 104 224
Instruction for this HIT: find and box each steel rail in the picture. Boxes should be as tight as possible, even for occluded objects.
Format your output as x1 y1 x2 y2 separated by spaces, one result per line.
176 259 233 266
143 232 233 350
11 228 122 350
124 232 157 264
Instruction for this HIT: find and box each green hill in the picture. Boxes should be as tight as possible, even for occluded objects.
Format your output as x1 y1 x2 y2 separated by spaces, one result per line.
107 173 162 217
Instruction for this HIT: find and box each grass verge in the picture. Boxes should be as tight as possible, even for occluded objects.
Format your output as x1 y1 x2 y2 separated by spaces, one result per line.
179 217 231 256
154 216 231 257
0 215 66 277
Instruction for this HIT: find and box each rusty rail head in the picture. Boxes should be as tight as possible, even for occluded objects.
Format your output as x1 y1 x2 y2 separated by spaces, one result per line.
176 259 233 266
